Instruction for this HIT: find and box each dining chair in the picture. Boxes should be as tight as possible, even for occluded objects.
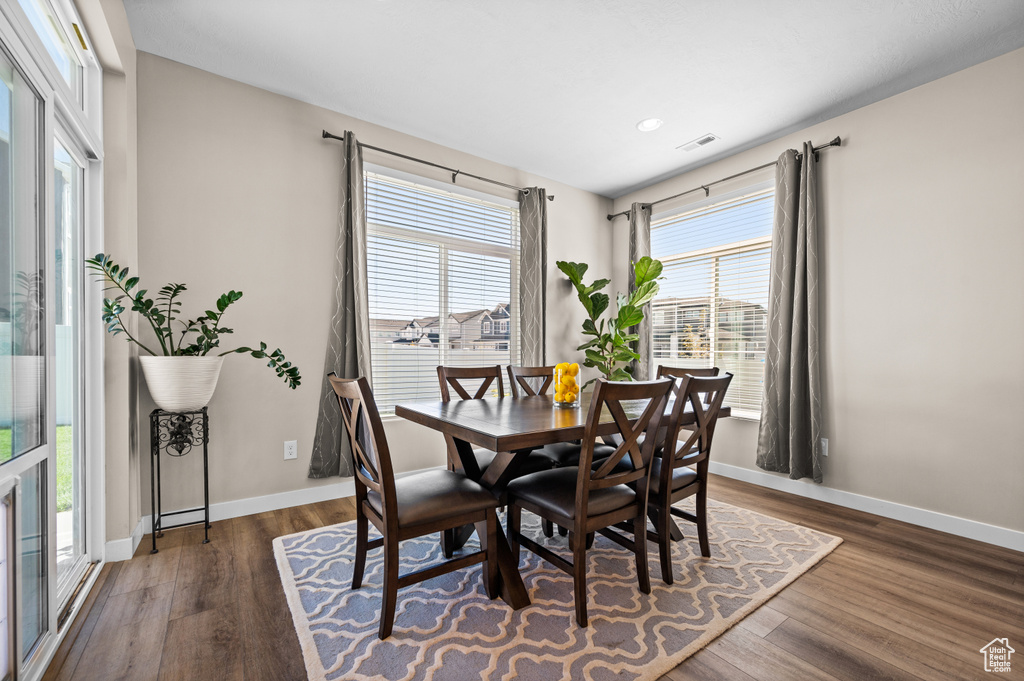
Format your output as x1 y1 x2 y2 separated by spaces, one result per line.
329 373 501 639
436 365 553 479
505 377 673 627
507 364 616 538
437 365 553 557
638 372 732 584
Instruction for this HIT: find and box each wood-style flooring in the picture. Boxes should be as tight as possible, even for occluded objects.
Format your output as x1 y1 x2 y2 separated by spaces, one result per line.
43 475 1024 681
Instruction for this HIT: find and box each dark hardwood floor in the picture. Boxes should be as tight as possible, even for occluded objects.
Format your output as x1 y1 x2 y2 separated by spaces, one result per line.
43 476 1024 681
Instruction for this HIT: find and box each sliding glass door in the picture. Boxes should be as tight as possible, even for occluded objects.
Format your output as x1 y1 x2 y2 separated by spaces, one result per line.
52 136 85 606
0 0 100 675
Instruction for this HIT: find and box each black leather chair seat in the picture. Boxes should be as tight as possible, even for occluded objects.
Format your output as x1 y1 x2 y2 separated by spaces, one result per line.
645 458 698 495
506 467 636 519
472 448 552 476
367 469 499 527
536 442 615 467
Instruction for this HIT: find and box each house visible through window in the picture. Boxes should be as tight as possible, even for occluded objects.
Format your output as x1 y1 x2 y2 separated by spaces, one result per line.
365 172 520 414
650 186 774 416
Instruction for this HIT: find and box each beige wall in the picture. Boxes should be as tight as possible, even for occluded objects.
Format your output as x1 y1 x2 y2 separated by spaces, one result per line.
134 53 613 515
613 48 1024 532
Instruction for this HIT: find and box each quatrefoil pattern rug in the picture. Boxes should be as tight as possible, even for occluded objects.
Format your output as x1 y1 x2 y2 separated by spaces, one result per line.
273 498 841 681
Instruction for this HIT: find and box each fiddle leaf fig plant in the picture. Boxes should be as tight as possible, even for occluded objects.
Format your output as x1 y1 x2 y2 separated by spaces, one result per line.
556 256 663 388
86 253 301 389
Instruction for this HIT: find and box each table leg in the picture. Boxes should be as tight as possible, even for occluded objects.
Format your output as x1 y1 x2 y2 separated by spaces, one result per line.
476 518 530 609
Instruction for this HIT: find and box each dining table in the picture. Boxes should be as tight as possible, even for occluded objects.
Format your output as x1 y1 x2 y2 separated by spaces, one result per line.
395 391 730 609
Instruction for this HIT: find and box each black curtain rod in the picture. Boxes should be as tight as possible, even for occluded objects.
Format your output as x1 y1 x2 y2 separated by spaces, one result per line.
606 136 841 221
322 130 555 201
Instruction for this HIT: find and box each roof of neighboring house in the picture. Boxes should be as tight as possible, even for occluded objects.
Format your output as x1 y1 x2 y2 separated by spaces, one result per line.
370 318 412 332
450 309 490 324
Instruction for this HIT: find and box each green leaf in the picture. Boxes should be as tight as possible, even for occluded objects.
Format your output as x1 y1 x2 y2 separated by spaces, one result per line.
556 260 588 287
609 368 634 381
613 348 640 362
582 318 599 336
630 279 659 308
633 256 663 286
577 290 594 317
590 292 609 319
576 339 600 351
585 349 607 366
583 278 611 295
616 304 643 329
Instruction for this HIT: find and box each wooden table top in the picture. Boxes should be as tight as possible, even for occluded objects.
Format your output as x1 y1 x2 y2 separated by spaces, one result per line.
395 394 730 453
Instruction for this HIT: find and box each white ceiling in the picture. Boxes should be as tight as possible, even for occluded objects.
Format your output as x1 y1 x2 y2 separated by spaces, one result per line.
123 0 1024 198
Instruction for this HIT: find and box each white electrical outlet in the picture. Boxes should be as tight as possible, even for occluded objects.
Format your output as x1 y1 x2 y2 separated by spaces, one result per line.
284 440 298 460
821 438 829 457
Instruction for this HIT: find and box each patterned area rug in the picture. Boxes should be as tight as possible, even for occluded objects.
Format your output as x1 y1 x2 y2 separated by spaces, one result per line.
273 499 841 681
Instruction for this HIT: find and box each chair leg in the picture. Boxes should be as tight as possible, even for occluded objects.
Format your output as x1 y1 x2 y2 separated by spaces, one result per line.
378 539 400 640
481 511 500 599
542 518 554 538
585 532 595 549
696 486 711 558
557 524 568 537
569 531 588 627
656 505 674 585
441 528 455 559
352 506 368 590
507 504 522 565
633 512 652 594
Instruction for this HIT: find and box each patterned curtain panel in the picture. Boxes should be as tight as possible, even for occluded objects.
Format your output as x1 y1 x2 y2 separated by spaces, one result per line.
629 202 652 380
518 188 548 366
756 143 822 482
309 132 373 478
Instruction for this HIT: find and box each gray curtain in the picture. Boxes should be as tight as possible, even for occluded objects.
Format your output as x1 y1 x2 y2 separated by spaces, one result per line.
309 131 372 478
518 188 547 366
756 142 822 482
629 202 652 380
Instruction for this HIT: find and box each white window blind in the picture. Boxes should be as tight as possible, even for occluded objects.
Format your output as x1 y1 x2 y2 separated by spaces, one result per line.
365 172 520 414
650 188 774 416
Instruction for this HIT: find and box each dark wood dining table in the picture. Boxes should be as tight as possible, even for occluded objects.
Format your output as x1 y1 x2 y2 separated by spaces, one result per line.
395 392 730 609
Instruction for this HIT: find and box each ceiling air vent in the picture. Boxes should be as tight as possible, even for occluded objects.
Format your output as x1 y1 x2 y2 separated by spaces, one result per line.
677 133 720 152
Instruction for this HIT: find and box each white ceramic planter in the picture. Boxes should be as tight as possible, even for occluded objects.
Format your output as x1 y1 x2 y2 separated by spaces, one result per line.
139 355 225 412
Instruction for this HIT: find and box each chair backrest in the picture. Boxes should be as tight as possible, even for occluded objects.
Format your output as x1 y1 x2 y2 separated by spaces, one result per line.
327 374 398 517
660 373 732 485
656 365 720 380
578 378 673 511
506 365 556 398
437 365 505 401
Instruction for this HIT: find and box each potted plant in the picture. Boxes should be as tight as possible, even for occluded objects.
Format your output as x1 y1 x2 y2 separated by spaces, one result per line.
87 253 301 412
556 256 663 388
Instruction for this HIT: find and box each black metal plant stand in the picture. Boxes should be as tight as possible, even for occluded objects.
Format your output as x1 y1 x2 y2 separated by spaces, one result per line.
149 407 211 554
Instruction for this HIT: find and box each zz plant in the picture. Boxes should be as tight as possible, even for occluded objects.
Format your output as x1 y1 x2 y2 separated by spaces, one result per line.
86 253 301 389
556 256 663 388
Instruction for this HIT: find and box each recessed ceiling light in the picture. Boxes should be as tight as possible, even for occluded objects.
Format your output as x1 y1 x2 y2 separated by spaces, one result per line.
636 118 663 132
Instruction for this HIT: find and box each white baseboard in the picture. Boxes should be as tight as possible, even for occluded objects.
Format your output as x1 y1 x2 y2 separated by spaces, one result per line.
104 518 144 562
709 461 1024 552
136 467 440 536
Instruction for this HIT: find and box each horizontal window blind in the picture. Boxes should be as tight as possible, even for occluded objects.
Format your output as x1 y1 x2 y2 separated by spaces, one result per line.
650 189 774 415
366 172 520 414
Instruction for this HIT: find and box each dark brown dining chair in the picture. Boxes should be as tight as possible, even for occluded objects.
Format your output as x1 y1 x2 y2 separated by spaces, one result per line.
639 373 732 584
329 373 501 639
436 365 552 556
507 364 616 538
437 365 552 480
505 377 673 627
507 365 616 469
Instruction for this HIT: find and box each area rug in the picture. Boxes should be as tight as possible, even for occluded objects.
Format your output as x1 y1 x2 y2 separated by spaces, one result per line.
273 498 841 681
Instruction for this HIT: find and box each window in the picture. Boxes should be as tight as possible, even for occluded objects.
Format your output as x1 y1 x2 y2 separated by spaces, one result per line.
366 172 520 414
650 187 773 416
15 0 83 101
